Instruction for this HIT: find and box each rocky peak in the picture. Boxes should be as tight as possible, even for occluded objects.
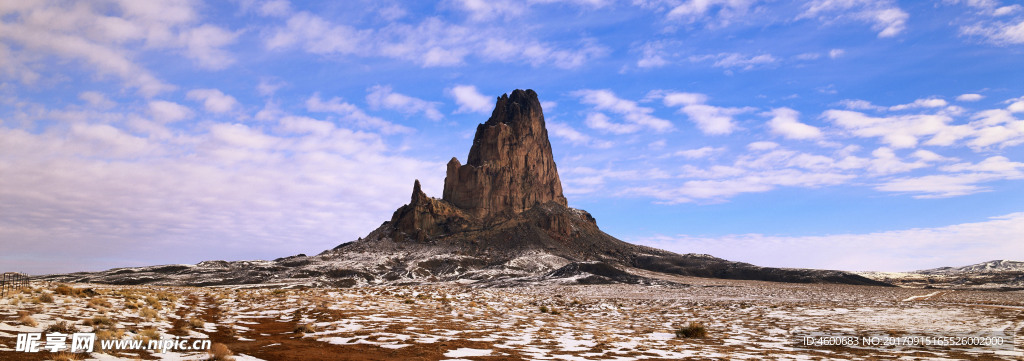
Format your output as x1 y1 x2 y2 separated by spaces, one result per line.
443 89 567 219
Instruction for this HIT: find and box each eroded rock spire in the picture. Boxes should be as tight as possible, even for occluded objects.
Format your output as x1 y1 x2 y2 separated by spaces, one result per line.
442 89 567 219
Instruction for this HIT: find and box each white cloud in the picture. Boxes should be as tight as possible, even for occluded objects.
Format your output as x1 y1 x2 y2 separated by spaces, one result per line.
481 38 608 69
0 101 438 274
635 212 1024 272
0 1 240 95
800 0 909 38
265 12 366 55
876 156 1024 198
829 48 845 58
178 25 240 70
574 89 674 133
257 78 286 97
635 41 670 68
186 88 239 114
941 155 1024 174
366 85 443 121
662 92 708 106
868 147 928 175
911 149 956 163
661 91 748 135
795 52 821 60
148 100 193 123
766 107 823 140
547 121 597 146
79 91 115 109
690 52 776 70
966 108 1024 148
837 99 886 111
957 93 984 102
960 18 1024 45
452 0 524 21
889 97 948 111
622 168 852 204
617 143 860 204
652 0 756 26
305 93 413 134
823 109 958 148
258 0 293 17
448 85 492 114
824 97 1024 150
746 141 779 151
265 12 606 69
994 5 1022 16
673 146 724 159
1007 96 1024 113
584 112 641 134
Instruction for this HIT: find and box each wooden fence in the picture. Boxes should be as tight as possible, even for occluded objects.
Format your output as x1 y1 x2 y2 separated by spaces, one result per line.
1 272 29 297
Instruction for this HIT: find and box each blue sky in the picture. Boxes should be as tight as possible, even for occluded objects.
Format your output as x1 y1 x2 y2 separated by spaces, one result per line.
2 0 1023 275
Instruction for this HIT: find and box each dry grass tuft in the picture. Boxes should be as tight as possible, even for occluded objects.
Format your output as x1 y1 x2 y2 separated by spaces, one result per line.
85 316 115 329
45 320 79 334
294 323 316 334
144 295 162 309
38 292 55 303
139 307 159 320
51 351 84 361
17 312 38 327
675 321 708 339
136 327 160 343
88 297 112 309
188 317 205 330
208 343 234 361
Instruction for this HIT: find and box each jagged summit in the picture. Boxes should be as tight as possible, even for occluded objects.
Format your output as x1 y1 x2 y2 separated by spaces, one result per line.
41 89 889 288
443 89 567 220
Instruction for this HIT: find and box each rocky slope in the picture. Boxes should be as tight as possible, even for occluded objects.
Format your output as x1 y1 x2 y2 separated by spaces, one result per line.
39 89 888 288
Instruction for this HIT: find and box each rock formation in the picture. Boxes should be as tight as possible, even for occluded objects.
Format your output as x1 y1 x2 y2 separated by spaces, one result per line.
41 89 890 288
443 89 567 220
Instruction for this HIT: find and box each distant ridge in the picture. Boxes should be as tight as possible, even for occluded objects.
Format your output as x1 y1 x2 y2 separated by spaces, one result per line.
916 260 1024 275
857 260 1024 289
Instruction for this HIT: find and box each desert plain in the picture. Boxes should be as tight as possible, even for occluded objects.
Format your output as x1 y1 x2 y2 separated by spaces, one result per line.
2 275 1022 361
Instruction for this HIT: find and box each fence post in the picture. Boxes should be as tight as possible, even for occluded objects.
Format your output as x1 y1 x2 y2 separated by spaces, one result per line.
1 272 28 297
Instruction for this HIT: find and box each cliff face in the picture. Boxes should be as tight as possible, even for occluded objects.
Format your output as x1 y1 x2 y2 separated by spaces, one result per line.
442 89 567 220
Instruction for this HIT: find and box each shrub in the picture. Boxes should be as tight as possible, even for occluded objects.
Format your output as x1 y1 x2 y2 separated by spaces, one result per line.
95 329 124 340
208 343 234 361
87 316 115 329
88 297 112 309
54 284 75 296
45 321 79 334
139 307 159 320
145 295 162 309
17 313 38 327
675 322 707 339
224 324 238 337
156 291 178 302
136 328 160 343
188 317 205 330
538 305 549 313
38 293 55 303
294 323 316 334
51 351 84 361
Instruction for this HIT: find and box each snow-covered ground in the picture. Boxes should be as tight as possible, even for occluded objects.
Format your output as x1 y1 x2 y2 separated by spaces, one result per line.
1 278 1021 360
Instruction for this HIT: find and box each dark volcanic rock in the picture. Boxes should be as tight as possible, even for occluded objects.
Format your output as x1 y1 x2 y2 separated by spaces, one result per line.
443 89 567 220
38 89 889 288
